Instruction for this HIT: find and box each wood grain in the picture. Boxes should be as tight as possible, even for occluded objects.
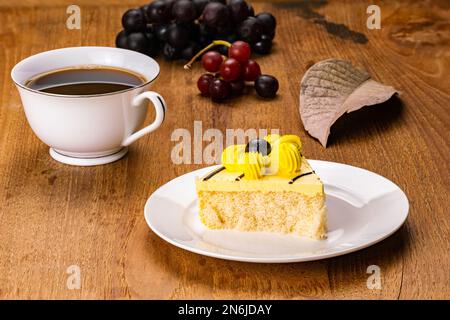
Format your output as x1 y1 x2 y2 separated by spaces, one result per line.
0 0 449 299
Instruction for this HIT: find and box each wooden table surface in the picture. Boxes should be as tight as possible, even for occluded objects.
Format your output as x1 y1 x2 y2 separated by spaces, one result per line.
0 0 449 299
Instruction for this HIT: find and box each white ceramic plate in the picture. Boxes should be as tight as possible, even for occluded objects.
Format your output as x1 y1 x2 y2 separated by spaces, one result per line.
144 160 409 263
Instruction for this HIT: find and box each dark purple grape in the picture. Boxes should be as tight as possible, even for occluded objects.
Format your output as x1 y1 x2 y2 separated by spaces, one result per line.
146 0 173 23
245 139 272 156
163 43 179 60
256 12 276 34
238 17 263 43
247 4 255 16
209 79 231 101
172 0 198 23
140 4 151 21
115 30 128 49
193 0 209 15
253 39 272 55
215 24 232 35
145 24 155 33
230 79 245 96
162 0 177 12
228 0 250 24
198 24 215 45
167 24 190 49
181 42 200 60
127 32 151 54
119 0 277 63
185 22 200 40
199 23 216 38
202 2 230 29
144 30 161 56
254 75 279 98
122 9 146 32
261 31 275 41
154 24 171 42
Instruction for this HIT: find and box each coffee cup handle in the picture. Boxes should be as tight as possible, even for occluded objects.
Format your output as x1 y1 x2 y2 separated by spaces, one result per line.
122 91 166 147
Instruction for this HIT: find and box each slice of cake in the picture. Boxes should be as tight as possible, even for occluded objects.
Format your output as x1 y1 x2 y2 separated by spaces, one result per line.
195 134 327 240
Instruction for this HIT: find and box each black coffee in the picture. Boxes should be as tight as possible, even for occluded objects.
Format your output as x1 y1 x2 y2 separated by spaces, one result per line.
25 66 146 95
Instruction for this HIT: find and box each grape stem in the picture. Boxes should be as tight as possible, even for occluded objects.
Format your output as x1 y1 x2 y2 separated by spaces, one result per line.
184 40 231 70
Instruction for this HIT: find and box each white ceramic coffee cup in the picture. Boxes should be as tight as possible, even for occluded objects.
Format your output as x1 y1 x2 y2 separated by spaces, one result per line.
11 46 167 166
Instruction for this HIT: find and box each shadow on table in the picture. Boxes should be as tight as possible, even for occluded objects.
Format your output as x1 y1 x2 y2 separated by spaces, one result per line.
326 95 404 148
141 217 410 299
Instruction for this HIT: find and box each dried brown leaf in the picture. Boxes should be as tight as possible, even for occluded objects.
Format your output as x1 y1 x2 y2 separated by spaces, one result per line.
299 59 399 147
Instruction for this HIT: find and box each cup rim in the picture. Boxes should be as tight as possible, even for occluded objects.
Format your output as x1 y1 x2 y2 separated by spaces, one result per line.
10 46 160 98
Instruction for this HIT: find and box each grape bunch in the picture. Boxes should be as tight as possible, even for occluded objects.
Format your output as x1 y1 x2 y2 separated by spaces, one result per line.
194 40 279 101
116 0 277 60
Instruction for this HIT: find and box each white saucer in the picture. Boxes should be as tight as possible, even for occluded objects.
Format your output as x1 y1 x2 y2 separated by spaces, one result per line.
49 147 128 166
144 160 409 263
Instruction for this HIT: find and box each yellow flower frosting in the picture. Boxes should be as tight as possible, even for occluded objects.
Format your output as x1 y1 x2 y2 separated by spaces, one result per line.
221 144 246 172
220 135 303 180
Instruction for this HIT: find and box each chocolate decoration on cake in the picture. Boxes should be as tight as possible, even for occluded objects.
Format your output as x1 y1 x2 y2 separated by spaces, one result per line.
202 166 225 181
235 173 245 181
289 171 315 184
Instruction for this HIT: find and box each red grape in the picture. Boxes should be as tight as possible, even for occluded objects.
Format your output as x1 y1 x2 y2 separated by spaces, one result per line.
209 79 231 101
242 60 261 81
219 58 242 82
228 41 251 63
197 73 214 96
201 51 223 72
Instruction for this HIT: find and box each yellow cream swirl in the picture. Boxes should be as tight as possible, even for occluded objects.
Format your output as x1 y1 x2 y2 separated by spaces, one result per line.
264 134 281 144
272 142 302 177
269 134 302 176
220 135 303 179
272 135 302 153
242 152 263 179
221 144 246 172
